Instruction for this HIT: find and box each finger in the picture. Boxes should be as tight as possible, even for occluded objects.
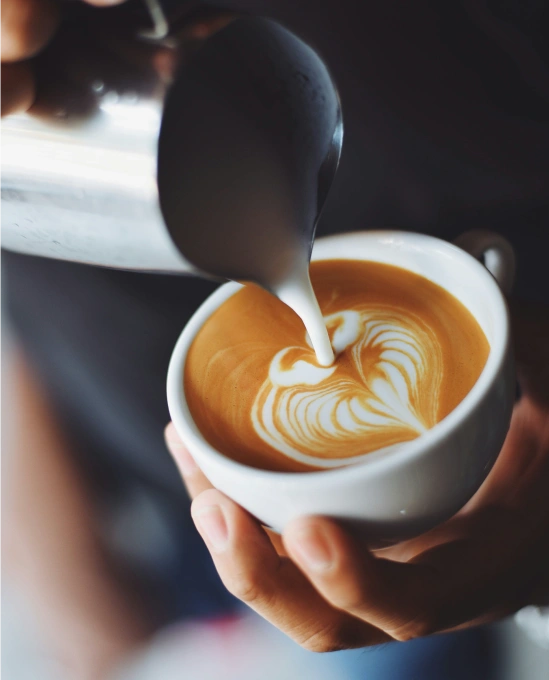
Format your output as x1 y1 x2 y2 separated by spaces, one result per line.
284 517 441 642
164 422 213 499
192 489 389 651
1 0 59 62
163 423 289 557
1 63 35 115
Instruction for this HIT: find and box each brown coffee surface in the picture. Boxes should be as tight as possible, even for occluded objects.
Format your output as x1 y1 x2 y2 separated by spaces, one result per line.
184 260 489 472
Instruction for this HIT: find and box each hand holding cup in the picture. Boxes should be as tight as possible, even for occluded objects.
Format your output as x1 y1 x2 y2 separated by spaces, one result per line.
165 299 549 649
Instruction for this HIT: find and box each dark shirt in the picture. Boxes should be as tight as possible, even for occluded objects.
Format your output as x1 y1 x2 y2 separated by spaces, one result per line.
3 0 549 622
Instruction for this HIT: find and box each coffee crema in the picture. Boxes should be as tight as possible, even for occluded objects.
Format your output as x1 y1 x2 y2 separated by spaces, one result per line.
184 260 490 472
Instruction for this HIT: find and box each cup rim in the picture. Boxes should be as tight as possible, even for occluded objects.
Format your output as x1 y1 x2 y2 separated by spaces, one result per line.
167 230 511 486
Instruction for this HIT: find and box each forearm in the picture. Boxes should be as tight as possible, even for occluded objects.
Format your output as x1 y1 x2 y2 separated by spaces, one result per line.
4 351 149 679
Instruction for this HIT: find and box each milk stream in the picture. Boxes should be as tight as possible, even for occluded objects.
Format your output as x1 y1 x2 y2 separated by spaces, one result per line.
273 267 335 366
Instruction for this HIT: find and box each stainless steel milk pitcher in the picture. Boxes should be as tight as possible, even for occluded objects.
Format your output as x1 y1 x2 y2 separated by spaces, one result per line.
1 2 342 280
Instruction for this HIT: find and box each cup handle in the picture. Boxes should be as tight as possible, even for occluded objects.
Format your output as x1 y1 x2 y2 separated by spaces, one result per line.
453 229 516 295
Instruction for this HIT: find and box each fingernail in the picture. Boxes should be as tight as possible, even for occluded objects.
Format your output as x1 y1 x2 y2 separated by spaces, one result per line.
193 505 229 552
290 525 333 572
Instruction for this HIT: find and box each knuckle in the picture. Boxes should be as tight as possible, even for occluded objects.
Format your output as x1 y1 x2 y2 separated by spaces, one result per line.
2 33 26 61
223 564 276 607
330 582 369 612
299 628 342 653
388 611 437 642
225 573 263 604
298 619 359 653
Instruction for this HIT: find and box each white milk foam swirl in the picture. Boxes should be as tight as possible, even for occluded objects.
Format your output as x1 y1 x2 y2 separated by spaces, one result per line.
251 307 443 468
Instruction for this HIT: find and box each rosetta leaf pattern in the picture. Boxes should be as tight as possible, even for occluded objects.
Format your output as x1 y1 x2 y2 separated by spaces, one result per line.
251 307 443 468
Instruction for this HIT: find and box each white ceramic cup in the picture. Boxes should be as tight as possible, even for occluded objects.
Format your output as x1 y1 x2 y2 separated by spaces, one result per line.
167 230 516 546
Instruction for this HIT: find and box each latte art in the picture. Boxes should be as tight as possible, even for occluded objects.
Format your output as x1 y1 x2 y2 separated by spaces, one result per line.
185 259 489 472
252 308 443 467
